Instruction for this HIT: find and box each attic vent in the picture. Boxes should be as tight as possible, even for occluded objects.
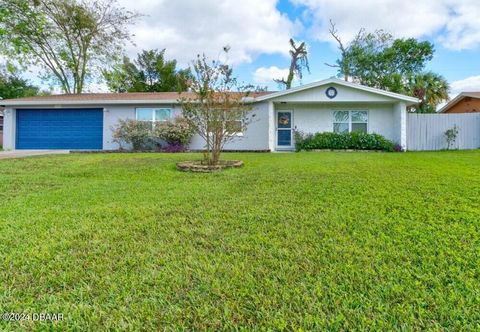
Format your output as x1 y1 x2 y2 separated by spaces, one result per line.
325 86 338 99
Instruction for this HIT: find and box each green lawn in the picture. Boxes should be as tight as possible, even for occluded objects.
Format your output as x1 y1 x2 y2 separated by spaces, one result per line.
0 151 479 330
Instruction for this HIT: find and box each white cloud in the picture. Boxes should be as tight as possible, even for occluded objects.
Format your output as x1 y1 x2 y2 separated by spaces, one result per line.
450 75 480 96
118 0 296 66
438 0 480 50
290 0 480 50
253 66 290 83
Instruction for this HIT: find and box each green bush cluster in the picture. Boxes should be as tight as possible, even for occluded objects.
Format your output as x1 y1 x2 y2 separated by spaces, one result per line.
295 131 396 152
111 118 194 151
153 117 195 146
111 119 151 151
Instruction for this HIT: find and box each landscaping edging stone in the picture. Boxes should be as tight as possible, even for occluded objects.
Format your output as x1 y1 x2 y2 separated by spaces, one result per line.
176 160 244 172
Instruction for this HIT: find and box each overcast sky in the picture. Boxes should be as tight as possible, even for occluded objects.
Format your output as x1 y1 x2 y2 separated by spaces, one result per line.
19 0 480 96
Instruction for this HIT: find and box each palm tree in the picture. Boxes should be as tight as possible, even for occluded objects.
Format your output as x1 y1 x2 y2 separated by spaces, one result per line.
408 72 450 113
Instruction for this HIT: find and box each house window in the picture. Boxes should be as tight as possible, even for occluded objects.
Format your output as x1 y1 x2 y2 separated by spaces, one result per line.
207 117 243 136
136 108 172 129
226 119 243 135
333 110 368 133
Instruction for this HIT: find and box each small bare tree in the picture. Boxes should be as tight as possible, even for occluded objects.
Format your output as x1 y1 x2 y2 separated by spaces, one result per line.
274 38 309 89
179 51 254 166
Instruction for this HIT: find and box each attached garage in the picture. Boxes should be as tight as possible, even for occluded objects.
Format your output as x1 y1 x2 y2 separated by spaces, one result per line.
16 108 103 150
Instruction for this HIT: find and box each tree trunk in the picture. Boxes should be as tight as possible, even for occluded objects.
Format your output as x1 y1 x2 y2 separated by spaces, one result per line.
211 149 220 166
209 132 222 166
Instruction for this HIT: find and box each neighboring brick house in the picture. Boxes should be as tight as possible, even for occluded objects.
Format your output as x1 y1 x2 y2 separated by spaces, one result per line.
439 92 480 113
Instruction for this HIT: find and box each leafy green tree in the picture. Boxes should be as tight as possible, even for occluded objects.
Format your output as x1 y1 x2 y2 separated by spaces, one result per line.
0 0 139 93
328 22 449 112
102 57 139 93
330 27 433 88
0 65 39 99
274 38 309 90
326 20 373 81
104 49 192 92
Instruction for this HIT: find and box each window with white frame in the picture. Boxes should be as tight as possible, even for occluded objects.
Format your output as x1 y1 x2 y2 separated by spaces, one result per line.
333 110 368 133
226 119 243 135
207 116 243 136
136 108 172 129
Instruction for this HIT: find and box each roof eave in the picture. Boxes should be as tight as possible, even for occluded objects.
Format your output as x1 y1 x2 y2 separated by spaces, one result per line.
0 97 261 107
0 99 181 107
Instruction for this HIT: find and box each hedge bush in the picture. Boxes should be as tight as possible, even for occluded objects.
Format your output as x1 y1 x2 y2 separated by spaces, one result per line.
111 119 151 151
153 117 195 147
112 118 194 151
295 131 396 152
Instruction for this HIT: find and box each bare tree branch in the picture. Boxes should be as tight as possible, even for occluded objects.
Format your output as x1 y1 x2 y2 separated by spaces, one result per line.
326 19 349 81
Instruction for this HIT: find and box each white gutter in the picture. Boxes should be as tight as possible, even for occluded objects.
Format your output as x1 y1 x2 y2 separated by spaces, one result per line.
0 97 259 107
0 99 181 107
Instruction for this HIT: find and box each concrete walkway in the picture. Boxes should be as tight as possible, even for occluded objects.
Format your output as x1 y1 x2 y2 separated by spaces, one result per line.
0 150 70 160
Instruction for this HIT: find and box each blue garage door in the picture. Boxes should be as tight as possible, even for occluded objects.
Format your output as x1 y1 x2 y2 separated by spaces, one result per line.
16 108 103 150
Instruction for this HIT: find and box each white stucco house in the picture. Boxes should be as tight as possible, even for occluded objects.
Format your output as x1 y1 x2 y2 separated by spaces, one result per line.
1 78 418 151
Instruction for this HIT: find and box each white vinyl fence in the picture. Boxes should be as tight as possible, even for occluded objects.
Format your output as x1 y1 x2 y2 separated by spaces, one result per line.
407 113 480 151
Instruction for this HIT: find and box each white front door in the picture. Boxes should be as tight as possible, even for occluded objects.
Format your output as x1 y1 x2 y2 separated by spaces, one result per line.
276 111 294 150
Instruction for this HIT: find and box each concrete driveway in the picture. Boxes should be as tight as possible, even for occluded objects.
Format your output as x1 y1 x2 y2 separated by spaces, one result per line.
0 150 70 160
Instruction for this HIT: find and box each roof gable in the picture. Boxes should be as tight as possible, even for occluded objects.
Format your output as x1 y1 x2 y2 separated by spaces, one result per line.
438 92 480 113
254 78 419 105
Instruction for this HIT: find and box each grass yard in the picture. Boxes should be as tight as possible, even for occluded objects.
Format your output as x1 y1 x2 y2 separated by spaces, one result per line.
0 151 479 330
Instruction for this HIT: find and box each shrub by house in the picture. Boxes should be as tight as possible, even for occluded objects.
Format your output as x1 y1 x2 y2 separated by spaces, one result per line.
294 131 395 152
111 119 151 151
112 118 194 151
153 117 195 152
